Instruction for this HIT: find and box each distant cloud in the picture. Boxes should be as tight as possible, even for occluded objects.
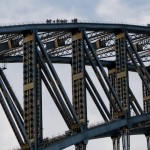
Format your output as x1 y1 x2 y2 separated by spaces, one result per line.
0 0 78 24
95 0 150 24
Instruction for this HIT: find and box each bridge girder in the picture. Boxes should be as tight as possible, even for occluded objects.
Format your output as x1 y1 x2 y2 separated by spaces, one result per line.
0 23 150 150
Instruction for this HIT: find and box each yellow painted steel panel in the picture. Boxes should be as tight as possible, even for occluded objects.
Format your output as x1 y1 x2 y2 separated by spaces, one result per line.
143 96 150 101
108 68 116 74
117 71 126 79
23 35 33 43
73 72 83 81
24 82 34 91
72 33 82 41
115 33 124 40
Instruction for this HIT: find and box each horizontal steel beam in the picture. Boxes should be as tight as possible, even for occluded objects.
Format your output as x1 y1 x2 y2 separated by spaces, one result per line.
91 126 150 139
41 113 150 150
2 56 150 72
0 23 150 34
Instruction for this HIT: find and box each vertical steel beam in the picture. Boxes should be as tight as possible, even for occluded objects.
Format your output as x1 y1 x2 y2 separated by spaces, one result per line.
122 129 130 150
23 31 42 149
115 33 130 150
33 31 38 150
72 30 87 150
115 32 129 118
72 30 87 129
143 71 150 113
108 68 121 150
75 143 86 150
146 136 150 150
143 70 150 149
108 68 142 117
112 136 120 150
108 68 117 119
37 64 43 142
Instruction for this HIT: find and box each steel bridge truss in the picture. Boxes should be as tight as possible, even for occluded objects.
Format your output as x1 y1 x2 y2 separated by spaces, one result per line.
0 23 150 150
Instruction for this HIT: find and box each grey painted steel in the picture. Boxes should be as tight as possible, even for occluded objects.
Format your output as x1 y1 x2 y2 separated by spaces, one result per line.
36 49 74 126
83 31 125 115
0 23 150 34
85 71 111 119
33 31 38 150
115 32 129 118
84 44 118 112
39 64 43 142
0 78 23 124
0 68 24 117
82 29 87 130
0 78 32 149
146 136 150 150
72 30 87 150
126 46 150 93
129 87 143 114
0 92 23 146
126 32 150 80
41 73 72 128
122 130 130 150
36 33 82 129
2 56 150 73
86 81 109 122
75 143 86 150
130 100 139 115
112 137 120 150
83 32 124 114
0 23 150 150
41 113 150 150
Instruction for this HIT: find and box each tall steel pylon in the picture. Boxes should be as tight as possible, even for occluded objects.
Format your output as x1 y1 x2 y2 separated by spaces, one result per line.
0 22 150 150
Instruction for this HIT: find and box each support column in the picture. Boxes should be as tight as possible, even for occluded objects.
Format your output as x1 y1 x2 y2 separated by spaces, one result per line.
109 32 130 150
115 32 130 150
23 31 42 149
122 129 130 150
112 136 120 150
115 32 129 118
146 136 150 150
108 68 117 119
109 68 120 150
143 71 150 150
75 143 86 150
72 30 86 150
143 72 150 114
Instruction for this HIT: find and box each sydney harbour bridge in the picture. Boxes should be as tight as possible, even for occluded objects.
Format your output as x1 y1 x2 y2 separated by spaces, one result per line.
0 21 150 150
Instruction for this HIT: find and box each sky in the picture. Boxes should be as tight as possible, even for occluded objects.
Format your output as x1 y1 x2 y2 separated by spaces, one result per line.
0 0 150 150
